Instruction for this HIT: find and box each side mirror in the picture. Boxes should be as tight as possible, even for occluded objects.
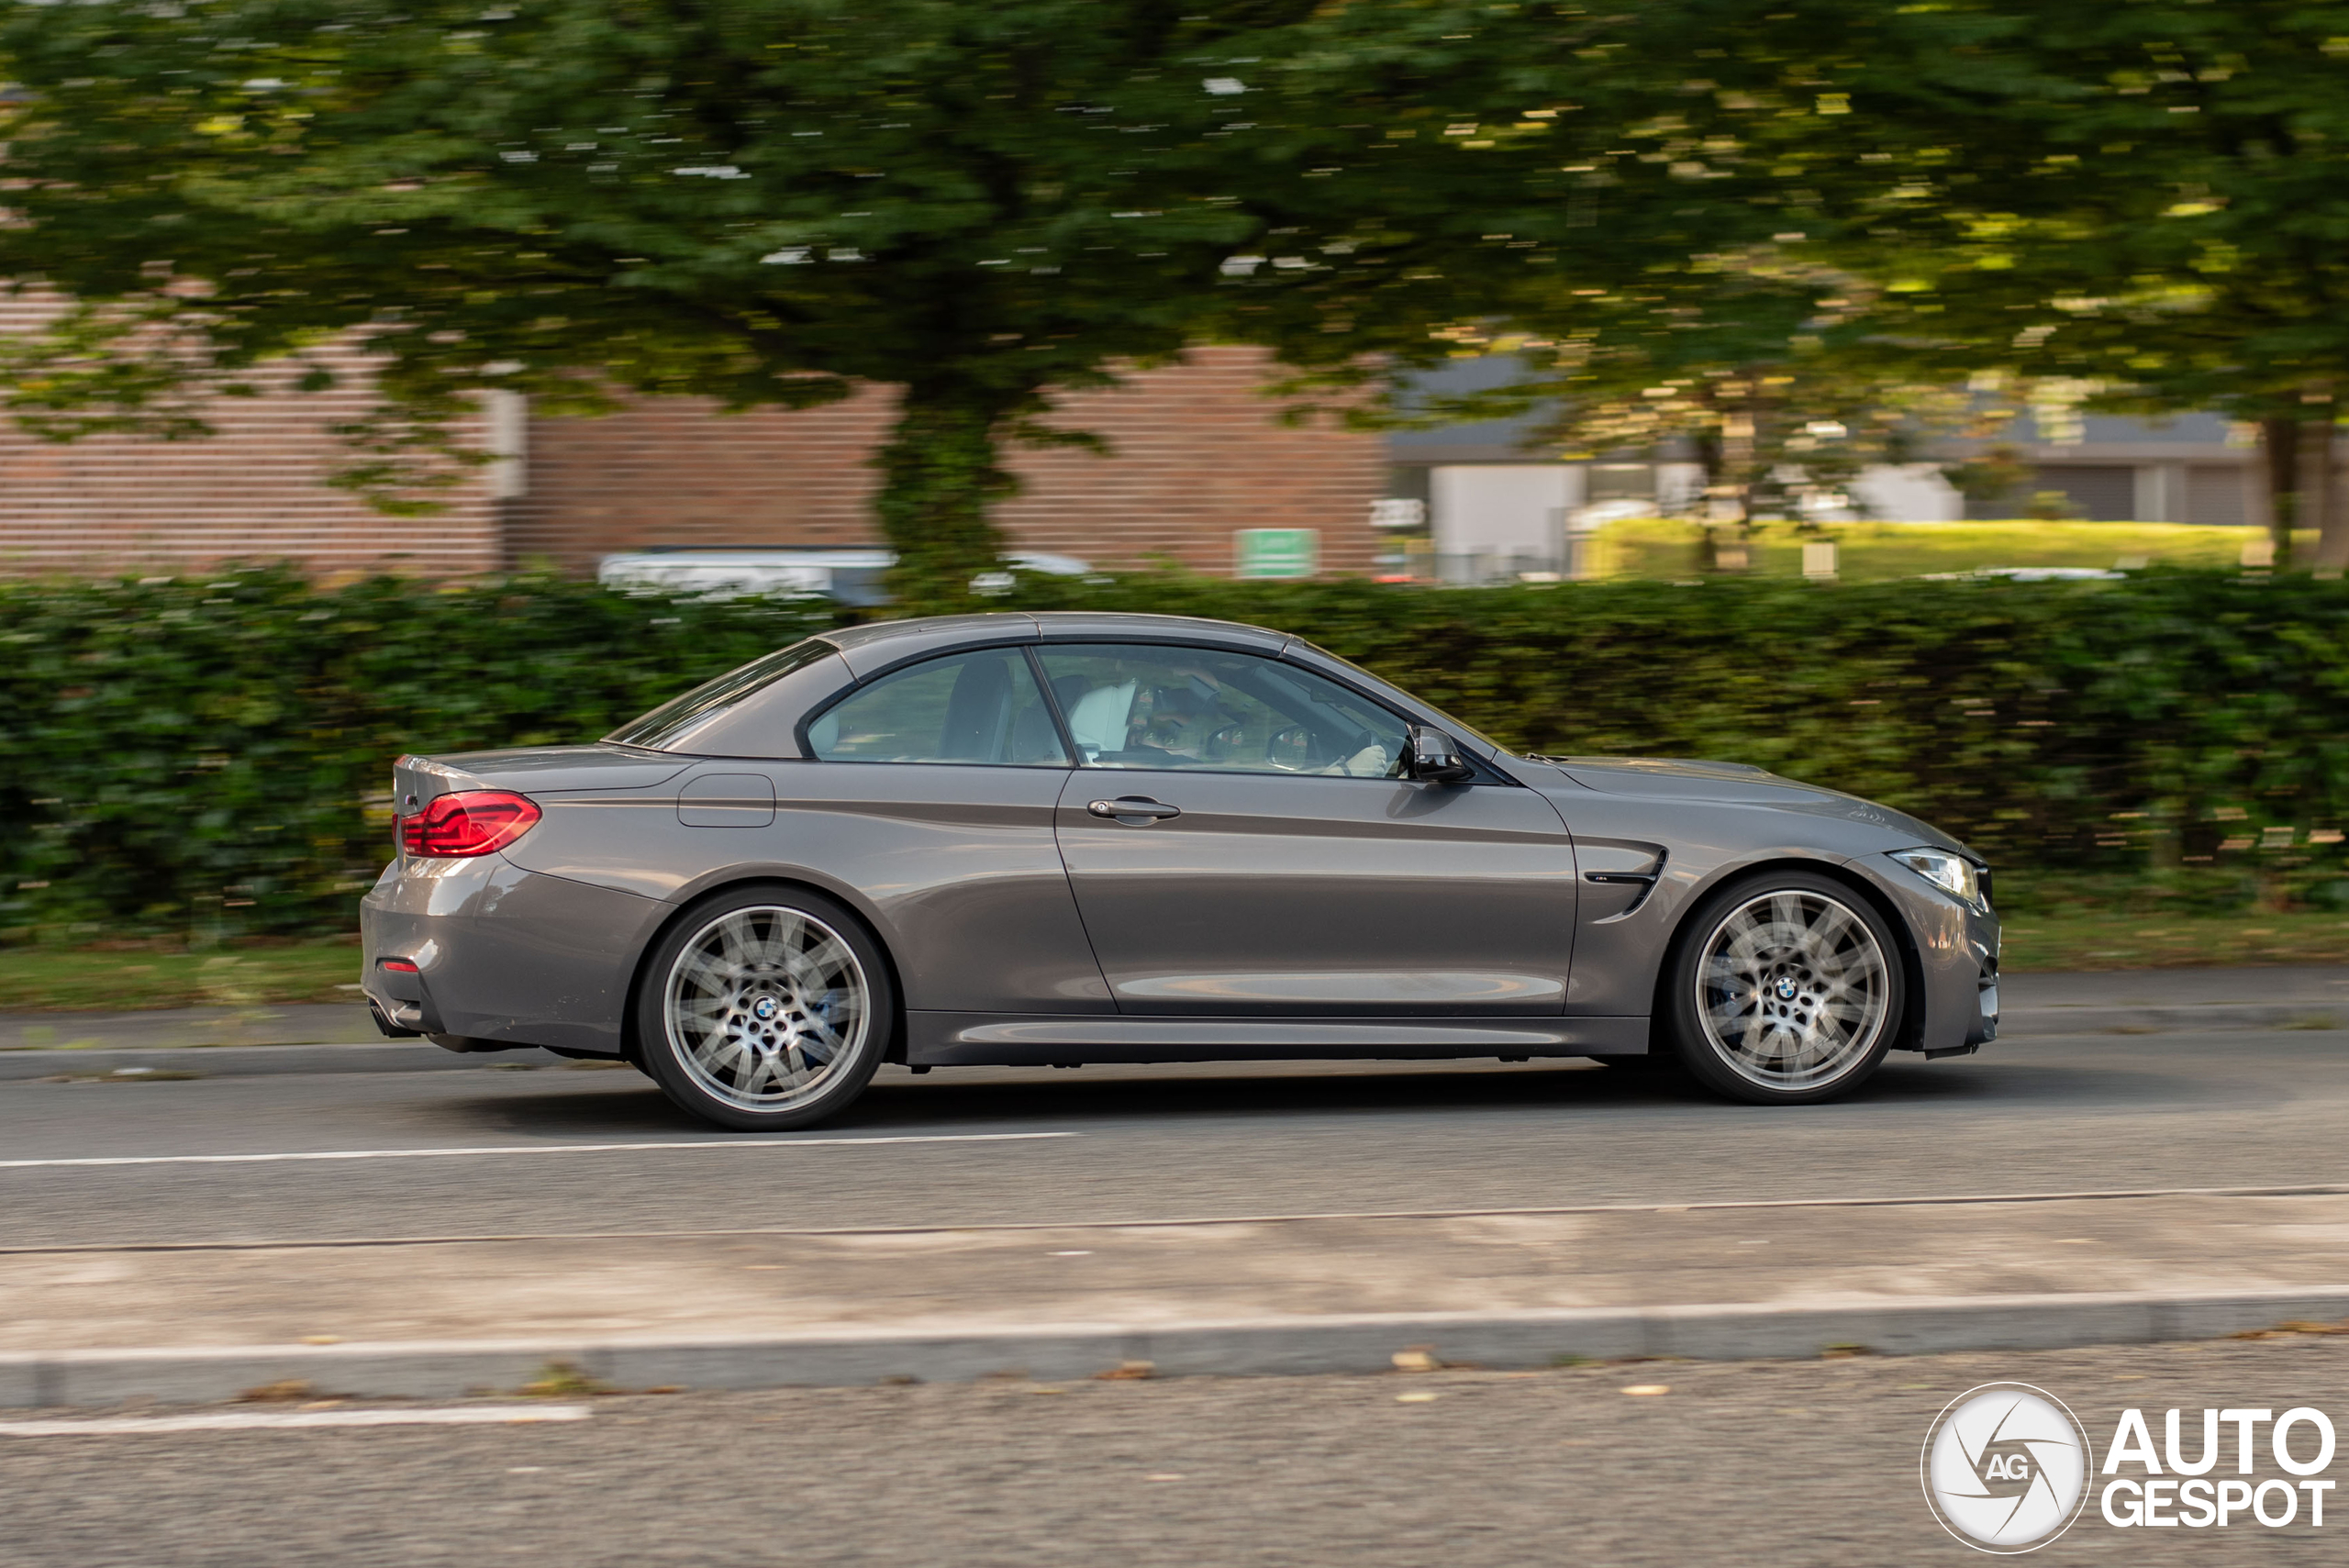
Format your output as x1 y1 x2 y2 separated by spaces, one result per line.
1408 725 1474 784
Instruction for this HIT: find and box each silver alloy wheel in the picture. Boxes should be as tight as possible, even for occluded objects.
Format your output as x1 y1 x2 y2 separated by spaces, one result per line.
662 905 871 1112
1692 889 1892 1090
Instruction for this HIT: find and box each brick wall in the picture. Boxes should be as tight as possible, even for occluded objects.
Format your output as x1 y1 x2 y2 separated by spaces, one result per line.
1 325 1386 579
504 384 896 569
0 296 504 578
507 346 1390 575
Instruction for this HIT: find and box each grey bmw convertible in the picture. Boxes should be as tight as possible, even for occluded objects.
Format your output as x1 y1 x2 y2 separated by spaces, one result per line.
362 611 1999 1129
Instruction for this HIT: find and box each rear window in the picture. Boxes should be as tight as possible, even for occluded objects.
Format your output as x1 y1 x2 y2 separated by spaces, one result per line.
605 639 838 751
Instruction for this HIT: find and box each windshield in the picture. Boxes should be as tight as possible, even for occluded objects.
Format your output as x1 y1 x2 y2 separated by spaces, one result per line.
605 639 838 751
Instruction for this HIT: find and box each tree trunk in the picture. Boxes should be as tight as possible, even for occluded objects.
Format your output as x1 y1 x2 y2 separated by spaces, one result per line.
2260 417 2300 571
874 382 1020 605
1690 425 1725 573
1714 406 1755 573
2311 418 2349 580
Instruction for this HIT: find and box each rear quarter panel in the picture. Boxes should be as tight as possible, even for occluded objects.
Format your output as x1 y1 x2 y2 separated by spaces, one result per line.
362 856 667 1052
499 761 1109 1015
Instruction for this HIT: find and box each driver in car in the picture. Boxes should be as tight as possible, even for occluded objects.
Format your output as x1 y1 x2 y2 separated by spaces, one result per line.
1134 673 1237 761
1065 662 1392 776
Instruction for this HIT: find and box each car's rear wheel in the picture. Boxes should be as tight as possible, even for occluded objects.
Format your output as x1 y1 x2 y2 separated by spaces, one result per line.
1662 871 1903 1106
636 884 893 1131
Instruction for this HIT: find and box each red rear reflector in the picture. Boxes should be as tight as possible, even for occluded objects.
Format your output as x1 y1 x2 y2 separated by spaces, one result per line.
399 790 541 859
379 958 420 973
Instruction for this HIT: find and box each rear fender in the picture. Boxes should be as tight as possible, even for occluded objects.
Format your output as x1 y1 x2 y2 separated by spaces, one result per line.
619 871 911 1066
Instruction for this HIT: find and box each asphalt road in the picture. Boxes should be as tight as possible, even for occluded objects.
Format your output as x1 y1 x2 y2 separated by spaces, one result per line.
11 1030 2349 1564
3 1029 2346 1251
9 1337 2348 1567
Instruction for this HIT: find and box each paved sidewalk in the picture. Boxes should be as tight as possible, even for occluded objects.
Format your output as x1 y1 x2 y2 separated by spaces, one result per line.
0 1004 386 1054
1 964 2343 1077
1999 963 2349 1032
7 1191 2349 1404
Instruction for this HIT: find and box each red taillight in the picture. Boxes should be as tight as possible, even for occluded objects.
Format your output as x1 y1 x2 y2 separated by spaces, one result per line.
399 790 541 859
379 958 419 973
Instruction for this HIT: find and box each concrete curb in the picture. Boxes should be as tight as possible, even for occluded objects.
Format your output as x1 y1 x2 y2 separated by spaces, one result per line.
0 1044 570 1081
8 1287 2348 1408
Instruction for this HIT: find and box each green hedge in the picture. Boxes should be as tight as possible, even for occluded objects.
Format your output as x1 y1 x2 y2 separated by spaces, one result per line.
5 566 2347 939
0 569 835 940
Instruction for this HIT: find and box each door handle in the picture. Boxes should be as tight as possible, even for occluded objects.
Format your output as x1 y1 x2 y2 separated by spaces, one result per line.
1087 796 1181 820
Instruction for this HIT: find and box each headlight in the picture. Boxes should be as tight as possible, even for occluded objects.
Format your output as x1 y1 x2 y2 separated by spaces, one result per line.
1888 847 1985 908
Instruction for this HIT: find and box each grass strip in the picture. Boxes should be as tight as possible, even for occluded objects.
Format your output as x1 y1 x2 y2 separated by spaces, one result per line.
0 942 362 1011
1991 912 2349 973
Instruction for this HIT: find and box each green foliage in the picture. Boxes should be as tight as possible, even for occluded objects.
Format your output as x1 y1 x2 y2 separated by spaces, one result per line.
1764 1 2349 563
1813 0 2349 418
0 566 833 939
0 0 1840 589
6 568 2349 940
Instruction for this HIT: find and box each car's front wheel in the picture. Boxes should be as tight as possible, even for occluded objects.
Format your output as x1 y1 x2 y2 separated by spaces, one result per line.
635 884 894 1131
1661 871 1903 1105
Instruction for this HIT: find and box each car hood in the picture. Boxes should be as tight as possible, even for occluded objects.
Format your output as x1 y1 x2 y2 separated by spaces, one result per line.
1534 755 1973 857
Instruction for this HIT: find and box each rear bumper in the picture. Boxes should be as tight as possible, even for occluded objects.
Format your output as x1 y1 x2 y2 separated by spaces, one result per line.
359 854 668 1056
367 993 425 1039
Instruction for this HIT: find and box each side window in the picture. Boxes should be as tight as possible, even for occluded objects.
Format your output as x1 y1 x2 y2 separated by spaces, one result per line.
1034 644 1411 778
807 650 1067 766
606 638 837 751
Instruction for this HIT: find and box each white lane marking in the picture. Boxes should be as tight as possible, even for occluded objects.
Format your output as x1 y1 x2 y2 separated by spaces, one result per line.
0 1131 1074 1171
0 1405 592 1436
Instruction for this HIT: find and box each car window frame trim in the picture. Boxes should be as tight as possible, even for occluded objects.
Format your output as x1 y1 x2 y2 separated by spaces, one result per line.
791 630 1516 786
1025 638 1515 787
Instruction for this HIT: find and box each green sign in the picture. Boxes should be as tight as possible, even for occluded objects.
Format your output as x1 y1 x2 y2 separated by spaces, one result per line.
1233 528 1319 580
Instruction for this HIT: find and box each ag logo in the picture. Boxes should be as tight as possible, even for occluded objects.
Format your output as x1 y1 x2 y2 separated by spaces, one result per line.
1920 1383 2093 1553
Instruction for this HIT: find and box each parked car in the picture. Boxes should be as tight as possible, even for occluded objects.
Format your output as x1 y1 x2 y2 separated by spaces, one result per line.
596 547 1091 606
363 612 1998 1129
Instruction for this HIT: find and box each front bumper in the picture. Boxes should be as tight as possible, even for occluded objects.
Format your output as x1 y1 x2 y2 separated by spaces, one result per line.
1847 856 1999 1055
360 852 667 1056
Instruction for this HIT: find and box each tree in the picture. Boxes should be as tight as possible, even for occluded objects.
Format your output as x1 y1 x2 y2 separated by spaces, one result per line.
1219 2 2010 560
1 0 1305 591
0 0 1870 594
1777 0 2349 570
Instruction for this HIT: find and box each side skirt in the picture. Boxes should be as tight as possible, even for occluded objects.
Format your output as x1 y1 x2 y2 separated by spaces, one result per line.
906 1013 1648 1066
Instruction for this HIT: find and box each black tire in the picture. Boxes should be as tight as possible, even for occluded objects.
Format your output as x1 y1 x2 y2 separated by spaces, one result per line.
1660 870 1905 1106
634 883 896 1132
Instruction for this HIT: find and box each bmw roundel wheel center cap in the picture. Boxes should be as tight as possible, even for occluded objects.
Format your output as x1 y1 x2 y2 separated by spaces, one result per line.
727 965 822 1058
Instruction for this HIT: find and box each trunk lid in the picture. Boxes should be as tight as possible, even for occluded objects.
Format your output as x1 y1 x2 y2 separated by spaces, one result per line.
392 744 691 816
